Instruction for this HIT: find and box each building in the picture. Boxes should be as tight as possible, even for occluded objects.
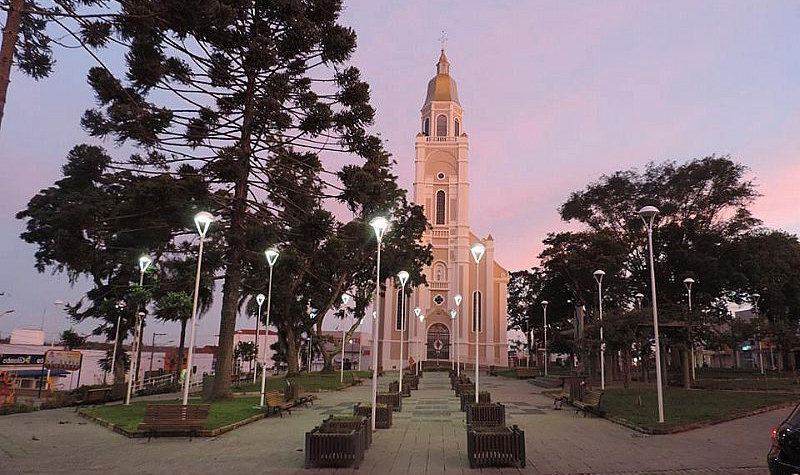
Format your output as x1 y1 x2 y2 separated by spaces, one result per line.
232 328 279 371
379 50 510 371
312 330 369 372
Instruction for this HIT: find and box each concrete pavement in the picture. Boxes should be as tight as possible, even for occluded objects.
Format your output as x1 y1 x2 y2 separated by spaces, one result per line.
0 371 781 474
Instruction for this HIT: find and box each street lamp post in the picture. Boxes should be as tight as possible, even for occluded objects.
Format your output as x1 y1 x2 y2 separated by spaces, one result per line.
414 307 422 374
683 277 696 381
396 271 409 393
418 311 425 372
369 216 389 432
635 293 644 311
454 294 462 376
259 247 280 407
126 255 152 405
253 294 265 383
340 293 351 384
450 309 457 371
542 301 549 377
593 269 606 390
471 242 486 404
640 205 665 423
110 300 126 384
182 211 214 405
752 293 765 375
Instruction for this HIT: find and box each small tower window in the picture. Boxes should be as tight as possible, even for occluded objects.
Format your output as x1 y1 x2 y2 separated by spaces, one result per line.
454 118 460 136
423 117 430 136
436 114 447 137
472 291 482 332
435 190 446 225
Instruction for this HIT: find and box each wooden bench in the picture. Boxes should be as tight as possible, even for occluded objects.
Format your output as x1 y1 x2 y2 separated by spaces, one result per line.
138 404 209 440
75 387 112 411
487 365 498 376
552 388 570 409
351 374 365 385
264 390 293 417
285 384 315 406
515 367 537 379
573 389 603 417
467 424 526 468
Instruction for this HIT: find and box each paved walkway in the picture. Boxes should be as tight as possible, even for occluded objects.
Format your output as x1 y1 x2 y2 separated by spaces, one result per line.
0 371 780 474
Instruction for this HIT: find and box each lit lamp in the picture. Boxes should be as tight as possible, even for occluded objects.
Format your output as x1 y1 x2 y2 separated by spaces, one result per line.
471 242 486 404
639 205 665 423
259 247 280 407
396 271 409 393
369 215 389 432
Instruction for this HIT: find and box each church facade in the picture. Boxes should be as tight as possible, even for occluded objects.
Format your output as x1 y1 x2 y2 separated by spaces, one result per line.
379 50 509 370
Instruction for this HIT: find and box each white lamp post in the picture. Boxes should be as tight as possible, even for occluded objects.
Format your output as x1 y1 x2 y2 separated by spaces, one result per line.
253 294 265 383
414 307 422 374
396 271 409 393
635 292 644 311
471 242 486 404
542 300 549 376
450 309 457 371
683 277 696 381
640 205 665 423
126 254 152 405
182 211 213 405
110 300 125 384
340 293 351 384
418 311 425 372
752 292 765 375
454 294 462 376
259 247 280 407
593 269 606 390
369 216 389 432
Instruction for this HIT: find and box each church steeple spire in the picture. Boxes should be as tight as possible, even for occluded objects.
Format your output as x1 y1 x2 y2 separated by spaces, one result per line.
424 49 459 105
437 49 450 75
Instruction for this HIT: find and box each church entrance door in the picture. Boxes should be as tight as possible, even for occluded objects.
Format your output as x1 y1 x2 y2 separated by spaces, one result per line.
426 323 450 361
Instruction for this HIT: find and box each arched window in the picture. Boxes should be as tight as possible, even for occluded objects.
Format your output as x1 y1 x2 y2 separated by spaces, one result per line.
433 262 447 282
395 289 406 331
435 190 446 225
436 114 447 137
423 117 430 136
454 118 460 136
472 291 482 332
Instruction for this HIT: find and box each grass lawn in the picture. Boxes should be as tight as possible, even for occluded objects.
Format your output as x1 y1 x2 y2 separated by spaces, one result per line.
83 396 263 432
602 387 799 431
694 368 800 392
234 370 373 393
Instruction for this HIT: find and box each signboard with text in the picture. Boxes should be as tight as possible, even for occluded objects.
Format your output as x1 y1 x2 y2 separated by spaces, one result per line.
44 350 82 371
0 354 45 366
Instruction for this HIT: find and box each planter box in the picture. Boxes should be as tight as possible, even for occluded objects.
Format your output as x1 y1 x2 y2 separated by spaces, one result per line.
455 382 474 397
377 391 402 411
353 403 392 429
467 425 526 468
451 375 470 390
466 403 506 428
321 415 371 449
460 391 491 411
404 375 419 390
388 381 411 397
305 426 364 469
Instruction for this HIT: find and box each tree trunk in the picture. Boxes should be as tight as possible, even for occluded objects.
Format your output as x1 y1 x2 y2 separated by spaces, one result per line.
681 346 691 389
285 327 300 377
112 338 125 384
175 318 187 387
0 0 24 131
135 319 145 385
622 348 632 390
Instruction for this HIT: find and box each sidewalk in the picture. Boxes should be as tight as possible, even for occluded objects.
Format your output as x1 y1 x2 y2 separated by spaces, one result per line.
0 371 781 474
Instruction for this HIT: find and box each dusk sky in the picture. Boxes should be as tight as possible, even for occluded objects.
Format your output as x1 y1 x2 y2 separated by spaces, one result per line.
1 1 798 345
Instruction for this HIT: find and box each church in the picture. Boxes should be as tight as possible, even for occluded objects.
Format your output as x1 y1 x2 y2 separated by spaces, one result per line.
379 50 510 370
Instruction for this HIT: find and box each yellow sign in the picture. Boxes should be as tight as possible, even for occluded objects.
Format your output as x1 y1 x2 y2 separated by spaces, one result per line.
44 350 82 371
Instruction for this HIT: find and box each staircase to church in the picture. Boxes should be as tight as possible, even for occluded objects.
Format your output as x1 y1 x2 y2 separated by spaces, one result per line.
530 375 562 388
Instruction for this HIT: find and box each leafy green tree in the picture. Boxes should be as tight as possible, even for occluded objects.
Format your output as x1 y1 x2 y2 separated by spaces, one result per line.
59 328 85 349
507 269 545 366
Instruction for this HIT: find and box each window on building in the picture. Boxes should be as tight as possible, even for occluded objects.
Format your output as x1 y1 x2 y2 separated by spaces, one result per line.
454 118 460 136
472 291 482 332
436 114 447 136
395 289 406 330
435 190 446 225
423 117 430 136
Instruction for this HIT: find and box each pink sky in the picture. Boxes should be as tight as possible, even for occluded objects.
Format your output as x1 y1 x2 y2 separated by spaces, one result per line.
1 1 798 344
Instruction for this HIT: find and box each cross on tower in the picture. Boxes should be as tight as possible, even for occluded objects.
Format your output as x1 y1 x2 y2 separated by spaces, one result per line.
438 30 448 49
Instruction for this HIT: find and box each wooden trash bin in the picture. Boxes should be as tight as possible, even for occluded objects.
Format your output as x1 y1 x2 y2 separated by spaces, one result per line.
466 403 506 428
467 425 526 468
353 402 392 429
305 425 364 469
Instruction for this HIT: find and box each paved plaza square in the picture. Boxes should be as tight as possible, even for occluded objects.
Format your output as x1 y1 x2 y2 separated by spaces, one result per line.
0 372 779 474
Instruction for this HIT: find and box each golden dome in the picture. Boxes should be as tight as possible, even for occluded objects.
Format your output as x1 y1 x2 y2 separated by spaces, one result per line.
424 50 459 105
